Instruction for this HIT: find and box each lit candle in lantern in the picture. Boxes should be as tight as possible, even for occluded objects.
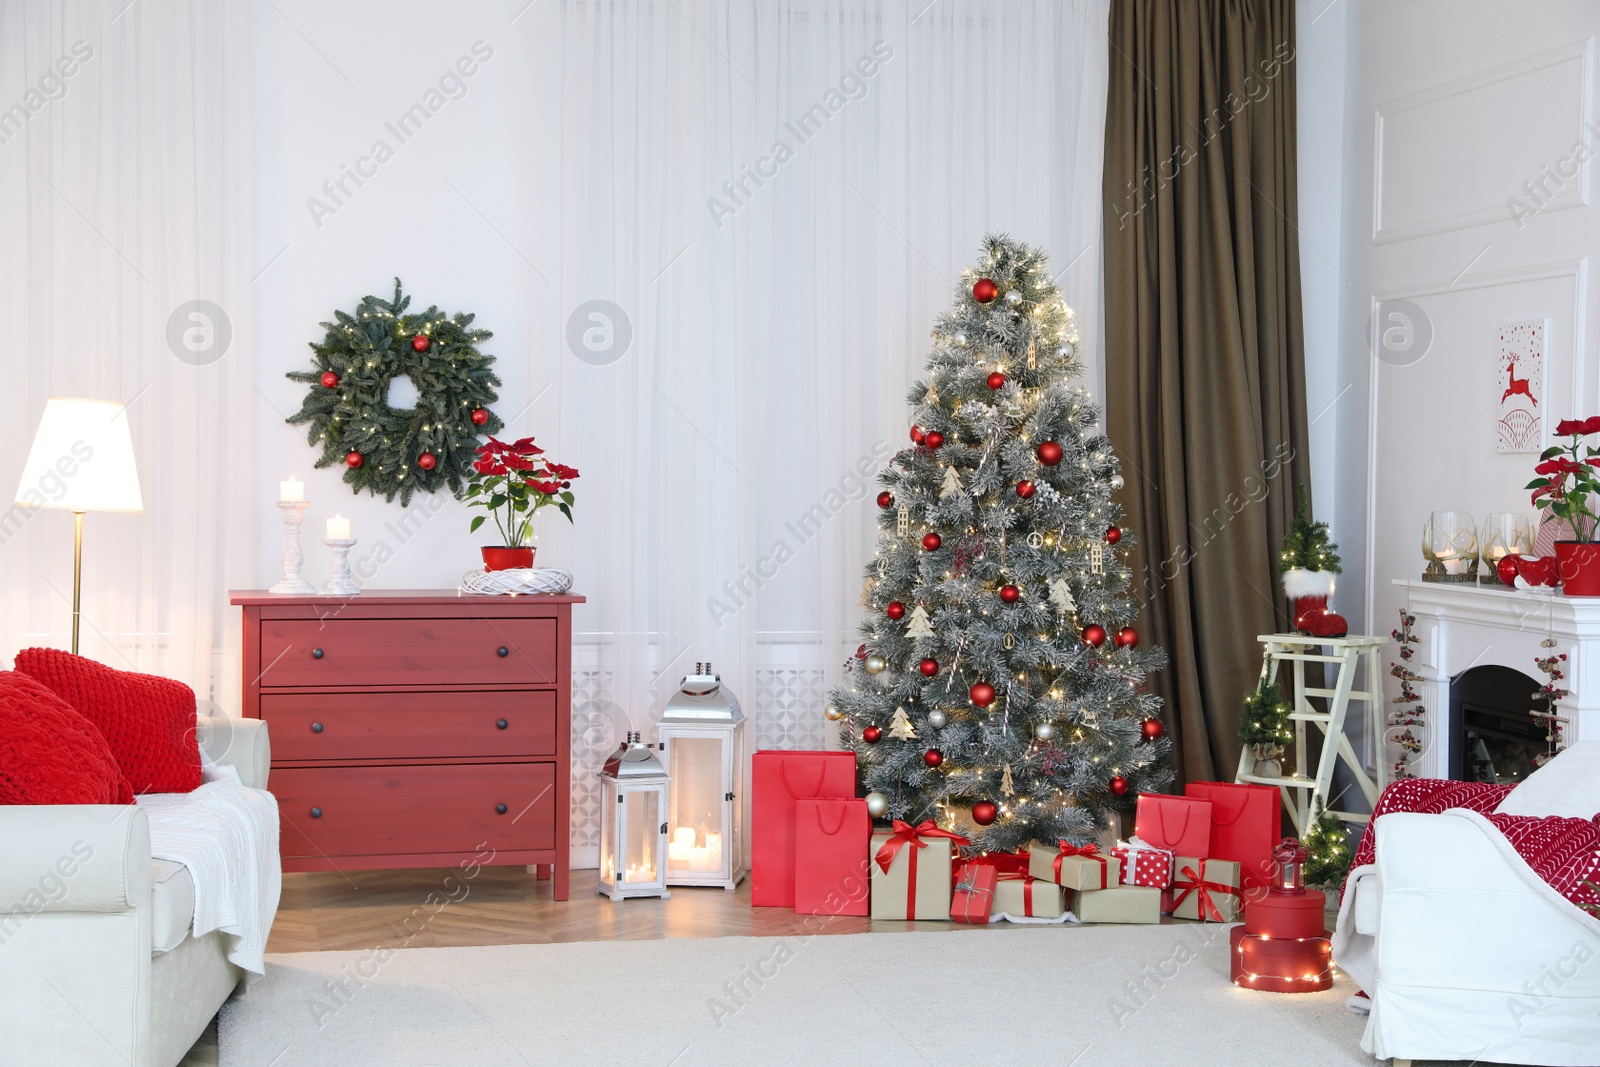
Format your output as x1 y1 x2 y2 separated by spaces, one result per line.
279 477 304 502
327 515 351 540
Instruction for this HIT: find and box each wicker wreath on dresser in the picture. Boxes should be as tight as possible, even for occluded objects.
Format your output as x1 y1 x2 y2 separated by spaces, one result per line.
459 568 576 596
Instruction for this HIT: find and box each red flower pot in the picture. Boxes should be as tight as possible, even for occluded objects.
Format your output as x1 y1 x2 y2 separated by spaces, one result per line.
481 546 535 571
1556 541 1600 596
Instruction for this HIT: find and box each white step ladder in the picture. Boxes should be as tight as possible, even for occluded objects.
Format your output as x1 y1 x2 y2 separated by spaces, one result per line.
1234 633 1385 837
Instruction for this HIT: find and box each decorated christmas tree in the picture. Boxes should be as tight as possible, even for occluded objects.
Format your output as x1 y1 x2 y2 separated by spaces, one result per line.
828 235 1171 853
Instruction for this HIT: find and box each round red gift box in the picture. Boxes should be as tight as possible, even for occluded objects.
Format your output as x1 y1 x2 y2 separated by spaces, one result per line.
1229 926 1333 993
1244 888 1326 940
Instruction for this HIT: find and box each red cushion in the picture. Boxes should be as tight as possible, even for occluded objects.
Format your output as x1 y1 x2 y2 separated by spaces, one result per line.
15 648 201 795
0 671 133 805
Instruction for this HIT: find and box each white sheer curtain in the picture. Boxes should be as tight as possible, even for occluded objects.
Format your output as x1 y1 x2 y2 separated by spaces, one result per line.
0 0 258 706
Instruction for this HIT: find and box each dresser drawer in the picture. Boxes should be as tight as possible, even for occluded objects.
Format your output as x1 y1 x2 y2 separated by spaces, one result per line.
258 617 557 687
273 763 555 858
261 690 557 761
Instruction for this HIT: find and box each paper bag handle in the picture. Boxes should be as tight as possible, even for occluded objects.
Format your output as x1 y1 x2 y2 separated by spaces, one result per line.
812 802 853 836
780 761 829 800
1145 803 1192 847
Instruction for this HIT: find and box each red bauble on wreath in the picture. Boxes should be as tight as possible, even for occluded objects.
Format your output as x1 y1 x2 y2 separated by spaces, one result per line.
417 452 437 471
923 748 944 768
1082 624 1108 647
971 800 998 825
969 682 997 707
320 371 340 389
877 491 895 508
1108 775 1129 796
412 333 430 352
1105 526 1122 545
1016 481 1036 499
1037 441 1063 466
923 431 945 450
922 532 942 551
471 408 490 426
999 584 1020 603
987 371 1007 391
886 601 906 620
862 726 882 744
1115 626 1139 649
919 658 939 677
1141 718 1165 741
344 450 364 468
972 278 999 304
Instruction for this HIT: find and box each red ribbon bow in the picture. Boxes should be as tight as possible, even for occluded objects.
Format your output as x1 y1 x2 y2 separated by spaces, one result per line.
874 820 971 919
1053 840 1108 888
1172 859 1239 922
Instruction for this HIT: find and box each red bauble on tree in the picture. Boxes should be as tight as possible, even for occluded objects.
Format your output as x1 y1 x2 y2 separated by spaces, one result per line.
923 748 943 768
417 452 437 471
877 491 894 508
986 371 1007 390
1108 775 1130 796
886 601 906 620
1036 441 1062 466
320 371 340 389
919 658 939 677
969 682 996 707
923 431 945 450
862 726 882 744
971 800 998 825
470 408 490 426
972 278 999 304
1016 480 1036 499
344 451 364 468
1141 718 1166 741
1082 624 1108 648
910 424 925 444
922 532 942 551
1115 626 1139 649
1105 526 1122 544
999 584 1020 603
412 333 430 352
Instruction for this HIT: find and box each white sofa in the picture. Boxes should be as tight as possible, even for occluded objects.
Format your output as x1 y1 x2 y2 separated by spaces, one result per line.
0 716 272 1067
1333 742 1600 1066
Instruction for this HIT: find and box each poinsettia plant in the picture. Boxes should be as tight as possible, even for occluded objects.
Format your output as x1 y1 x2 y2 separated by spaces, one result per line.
466 435 578 547
1526 416 1600 543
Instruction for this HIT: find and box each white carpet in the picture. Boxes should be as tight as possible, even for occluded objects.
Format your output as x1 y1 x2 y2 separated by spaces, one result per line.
221 923 1378 1066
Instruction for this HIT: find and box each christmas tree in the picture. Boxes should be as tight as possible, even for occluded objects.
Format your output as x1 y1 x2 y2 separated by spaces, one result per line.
829 235 1171 853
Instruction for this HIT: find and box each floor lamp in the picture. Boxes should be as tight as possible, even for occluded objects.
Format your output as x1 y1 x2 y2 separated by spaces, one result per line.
15 398 144 655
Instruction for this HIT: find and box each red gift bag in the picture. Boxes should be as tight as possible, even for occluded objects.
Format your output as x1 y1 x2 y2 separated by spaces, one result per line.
1133 793 1212 859
751 750 857 907
794 798 870 915
1185 781 1280 889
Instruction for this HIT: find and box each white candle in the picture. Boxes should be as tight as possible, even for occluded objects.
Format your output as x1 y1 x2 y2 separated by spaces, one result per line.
668 841 692 868
280 477 304 502
705 832 723 860
327 515 351 540
673 827 696 848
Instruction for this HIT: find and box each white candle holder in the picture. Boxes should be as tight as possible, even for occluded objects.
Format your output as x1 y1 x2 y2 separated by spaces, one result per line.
321 538 360 596
269 501 317 595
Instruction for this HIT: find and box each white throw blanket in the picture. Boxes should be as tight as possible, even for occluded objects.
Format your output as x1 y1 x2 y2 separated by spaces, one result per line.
135 763 281 975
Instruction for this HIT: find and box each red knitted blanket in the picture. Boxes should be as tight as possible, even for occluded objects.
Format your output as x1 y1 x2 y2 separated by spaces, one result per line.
1345 779 1600 916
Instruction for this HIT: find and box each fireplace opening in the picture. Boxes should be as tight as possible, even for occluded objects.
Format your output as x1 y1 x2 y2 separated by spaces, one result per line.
1448 665 1544 784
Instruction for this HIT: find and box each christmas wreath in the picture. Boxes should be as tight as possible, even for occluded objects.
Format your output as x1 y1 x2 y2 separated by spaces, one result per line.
286 279 504 505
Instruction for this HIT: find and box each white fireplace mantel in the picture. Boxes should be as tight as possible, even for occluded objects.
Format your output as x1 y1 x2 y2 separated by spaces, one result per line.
1393 579 1599 779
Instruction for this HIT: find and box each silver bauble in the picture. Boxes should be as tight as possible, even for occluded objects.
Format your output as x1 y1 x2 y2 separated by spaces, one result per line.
1110 474 1125 491
824 703 845 721
927 709 948 728
1034 721 1054 740
1004 289 1022 305
865 791 890 818
865 654 888 674
953 331 969 346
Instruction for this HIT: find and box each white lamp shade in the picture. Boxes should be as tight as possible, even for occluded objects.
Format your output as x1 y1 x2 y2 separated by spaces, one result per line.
15 398 144 513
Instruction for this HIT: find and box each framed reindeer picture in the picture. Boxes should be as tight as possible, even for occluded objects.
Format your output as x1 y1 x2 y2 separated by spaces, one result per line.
1495 319 1546 453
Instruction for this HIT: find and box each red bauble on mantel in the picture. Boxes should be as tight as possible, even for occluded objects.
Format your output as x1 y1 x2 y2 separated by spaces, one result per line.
923 748 944 768
971 800 998 825
1105 526 1122 545
1141 718 1165 741
862 726 882 744
1114 626 1139 649
969 682 997 707
922 532 942 551
1082 624 1108 648
972 278 999 304
1037 441 1063 466
1497 554 1521 586
919 658 939 677
1108 775 1130 796
987 371 1007 391
320 371 341 389
470 408 490 426
886 601 906 620
1016 481 1036 499
412 333 430 352
344 451 364 468
999 584 1020 603
877 491 895 509
923 431 945 450
417 452 437 471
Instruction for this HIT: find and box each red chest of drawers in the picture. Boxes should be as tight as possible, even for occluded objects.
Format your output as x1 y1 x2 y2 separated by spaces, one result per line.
231 589 584 899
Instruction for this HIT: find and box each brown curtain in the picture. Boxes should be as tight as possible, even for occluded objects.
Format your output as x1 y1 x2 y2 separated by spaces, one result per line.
1103 0 1313 786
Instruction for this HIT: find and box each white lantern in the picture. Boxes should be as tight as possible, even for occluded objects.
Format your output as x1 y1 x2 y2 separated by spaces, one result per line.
659 662 745 890
596 732 671 901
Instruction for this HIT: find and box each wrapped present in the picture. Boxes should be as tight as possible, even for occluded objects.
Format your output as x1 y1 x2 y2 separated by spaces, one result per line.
1134 792 1212 858
1028 840 1120 890
1070 884 1162 924
1171 856 1243 922
965 851 1030 876
1244 888 1327 939
950 862 998 923
1110 837 1173 888
1229 925 1333 992
870 820 969 920
793 798 870 916
1186 781 1280 889
751 750 857 907
994 871 1066 920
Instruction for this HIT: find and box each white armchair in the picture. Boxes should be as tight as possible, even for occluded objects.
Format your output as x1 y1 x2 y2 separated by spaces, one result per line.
0 716 272 1067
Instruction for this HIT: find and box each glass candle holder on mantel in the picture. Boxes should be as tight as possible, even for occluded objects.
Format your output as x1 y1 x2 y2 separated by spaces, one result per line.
1479 512 1534 585
1421 511 1479 583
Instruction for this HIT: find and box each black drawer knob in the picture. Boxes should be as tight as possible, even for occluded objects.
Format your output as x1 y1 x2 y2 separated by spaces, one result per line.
496 718 509 730
311 648 324 659
496 646 509 658
311 722 324 733
310 807 323 819
496 803 508 814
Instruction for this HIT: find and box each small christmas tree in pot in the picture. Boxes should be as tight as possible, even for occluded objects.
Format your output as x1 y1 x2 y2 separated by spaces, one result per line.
1240 667 1292 777
1280 486 1346 637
